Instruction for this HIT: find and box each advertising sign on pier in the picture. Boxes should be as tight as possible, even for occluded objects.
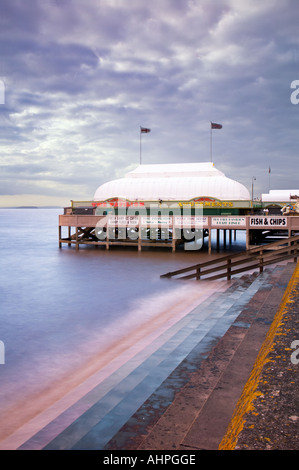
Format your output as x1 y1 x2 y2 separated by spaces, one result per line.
211 217 246 227
249 217 288 227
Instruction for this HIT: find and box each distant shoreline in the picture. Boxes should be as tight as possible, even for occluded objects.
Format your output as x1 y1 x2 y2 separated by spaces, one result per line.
0 206 63 209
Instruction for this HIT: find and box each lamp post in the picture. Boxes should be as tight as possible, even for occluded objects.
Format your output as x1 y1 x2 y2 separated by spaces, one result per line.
251 177 256 208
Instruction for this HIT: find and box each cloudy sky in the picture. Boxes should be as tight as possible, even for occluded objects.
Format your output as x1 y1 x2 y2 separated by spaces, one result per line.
0 0 298 206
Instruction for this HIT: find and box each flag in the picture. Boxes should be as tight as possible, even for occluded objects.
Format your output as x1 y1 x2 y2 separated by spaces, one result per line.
211 122 222 129
140 126 151 133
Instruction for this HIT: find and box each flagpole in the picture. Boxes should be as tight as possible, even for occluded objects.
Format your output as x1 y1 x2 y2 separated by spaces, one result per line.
210 122 212 162
140 127 142 165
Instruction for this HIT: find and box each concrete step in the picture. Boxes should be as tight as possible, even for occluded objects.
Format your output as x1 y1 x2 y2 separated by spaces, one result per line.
178 262 295 450
18 265 290 450
132 262 295 450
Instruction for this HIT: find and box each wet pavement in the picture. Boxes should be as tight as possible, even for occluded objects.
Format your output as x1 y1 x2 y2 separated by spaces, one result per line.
104 261 299 451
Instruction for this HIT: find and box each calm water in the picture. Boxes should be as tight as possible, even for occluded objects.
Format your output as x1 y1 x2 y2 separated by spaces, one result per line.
0 208 247 441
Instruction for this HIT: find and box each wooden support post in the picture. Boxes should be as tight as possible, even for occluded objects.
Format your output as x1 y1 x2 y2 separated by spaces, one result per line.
208 229 212 255
217 229 220 252
59 225 62 248
68 226 71 246
172 236 176 252
229 229 232 244
106 228 109 250
227 258 232 280
223 229 227 248
137 220 142 252
246 229 250 250
75 227 79 251
259 249 263 273
294 240 298 263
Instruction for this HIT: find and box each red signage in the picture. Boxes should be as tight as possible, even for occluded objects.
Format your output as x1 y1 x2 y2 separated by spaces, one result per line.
92 198 145 208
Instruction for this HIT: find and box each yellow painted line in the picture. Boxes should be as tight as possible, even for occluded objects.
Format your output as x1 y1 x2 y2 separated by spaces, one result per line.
219 261 299 450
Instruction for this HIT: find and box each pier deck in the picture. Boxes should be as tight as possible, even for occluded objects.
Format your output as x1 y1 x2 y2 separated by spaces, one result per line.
59 214 299 253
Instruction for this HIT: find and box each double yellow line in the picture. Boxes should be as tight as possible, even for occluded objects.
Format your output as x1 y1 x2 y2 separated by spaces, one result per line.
219 262 299 450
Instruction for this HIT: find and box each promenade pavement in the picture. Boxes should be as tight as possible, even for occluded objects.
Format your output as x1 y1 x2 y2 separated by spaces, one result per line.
105 261 299 451
223 261 299 450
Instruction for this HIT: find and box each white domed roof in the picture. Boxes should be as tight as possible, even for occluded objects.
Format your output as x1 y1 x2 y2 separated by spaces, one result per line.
93 162 250 202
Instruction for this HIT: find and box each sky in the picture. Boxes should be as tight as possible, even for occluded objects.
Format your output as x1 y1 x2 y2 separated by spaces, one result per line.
0 0 298 207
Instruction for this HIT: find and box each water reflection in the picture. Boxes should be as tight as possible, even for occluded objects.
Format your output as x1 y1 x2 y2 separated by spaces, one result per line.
0 209 247 443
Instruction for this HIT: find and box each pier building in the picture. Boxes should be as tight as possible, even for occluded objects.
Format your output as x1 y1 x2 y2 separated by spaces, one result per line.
59 163 299 252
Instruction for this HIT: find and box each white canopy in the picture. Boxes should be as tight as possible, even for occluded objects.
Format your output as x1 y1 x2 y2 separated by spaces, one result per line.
93 162 250 202
261 190 299 202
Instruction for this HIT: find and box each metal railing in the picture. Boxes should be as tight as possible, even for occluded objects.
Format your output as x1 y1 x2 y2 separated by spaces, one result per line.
161 235 299 281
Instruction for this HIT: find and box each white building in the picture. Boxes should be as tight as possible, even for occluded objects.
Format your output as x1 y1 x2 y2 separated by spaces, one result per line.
261 190 299 203
93 162 250 203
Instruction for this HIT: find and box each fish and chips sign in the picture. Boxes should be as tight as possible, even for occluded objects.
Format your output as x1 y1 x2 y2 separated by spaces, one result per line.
250 217 288 227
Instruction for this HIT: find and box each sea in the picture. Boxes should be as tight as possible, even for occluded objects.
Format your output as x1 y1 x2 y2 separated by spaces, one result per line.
0 208 247 446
